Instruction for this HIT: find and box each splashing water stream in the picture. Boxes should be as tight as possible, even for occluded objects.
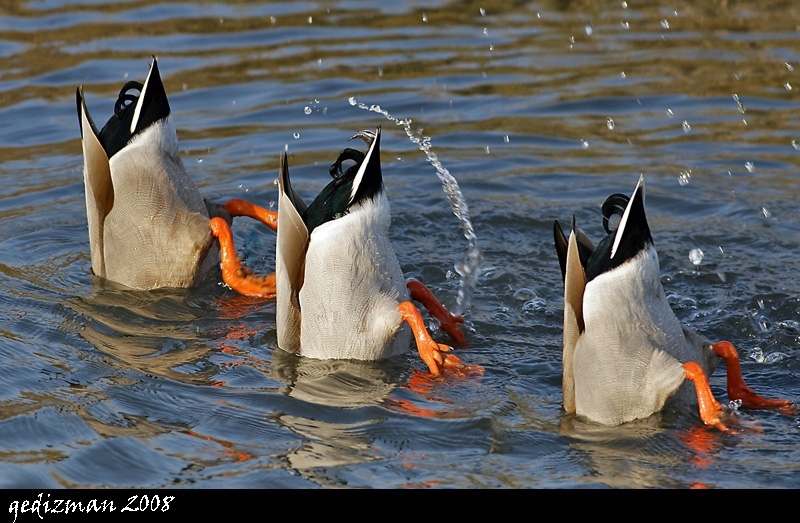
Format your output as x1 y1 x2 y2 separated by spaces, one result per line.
349 97 482 316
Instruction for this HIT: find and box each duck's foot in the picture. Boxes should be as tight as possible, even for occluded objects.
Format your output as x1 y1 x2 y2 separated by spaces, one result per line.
210 217 276 299
683 361 728 432
398 301 483 377
223 198 278 232
711 341 796 414
406 278 466 344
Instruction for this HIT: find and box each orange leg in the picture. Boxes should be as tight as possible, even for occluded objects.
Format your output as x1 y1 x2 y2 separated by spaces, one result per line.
683 361 727 432
711 341 796 414
398 301 483 378
210 217 276 299
223 198 278 232
406 278 465 344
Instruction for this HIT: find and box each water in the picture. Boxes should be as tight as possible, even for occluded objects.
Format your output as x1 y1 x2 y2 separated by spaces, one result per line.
348 95 482 316
1 0 800 489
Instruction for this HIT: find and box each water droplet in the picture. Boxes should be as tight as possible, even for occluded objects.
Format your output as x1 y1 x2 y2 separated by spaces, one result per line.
757 299 765 310
513 288 537 301
483 27 488 35
620 20 630 29
522 297 547 313
619 71 626 78
621 1 628 8
348 97 357 106
270 16 276 24
307 16 313 24
485 146 490 154
197 158 203 164
606 117 615 130
732 93 745 113
785 62 794 71
678 170 691 186
537 12 541 19
503 134 509 143
682 120 691 132
791 139 800 150
293 132 300 139
491 307 510 322
761 207 771 218
569 36 575 44
666 108 674 117
585 23 593 36
745 161 755 172
689 248 704 265
422 12 428 23
580 139 589 149
304 106 312 115
784 82 792 91
480 7 486 16
378 65 383 77
661 19 670 29
488 44 494 51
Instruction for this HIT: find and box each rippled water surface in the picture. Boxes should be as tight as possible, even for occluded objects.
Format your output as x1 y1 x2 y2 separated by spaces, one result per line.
1 0 799 488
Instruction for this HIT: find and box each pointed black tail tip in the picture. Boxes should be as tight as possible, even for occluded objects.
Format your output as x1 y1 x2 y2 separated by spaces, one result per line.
633 174 645 200
280 151 289 172
630 175 646 215
553 219 568 282
76 86 87 136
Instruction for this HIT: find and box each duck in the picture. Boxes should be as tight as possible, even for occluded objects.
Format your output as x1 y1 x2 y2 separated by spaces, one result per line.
553 175 793 430
269 128 482 377
77 57 277 295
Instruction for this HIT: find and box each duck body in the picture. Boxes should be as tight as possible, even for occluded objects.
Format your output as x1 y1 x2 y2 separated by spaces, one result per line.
575 242 715 425
277 129 412 361
298 190 412 360
556 176 719 426
77 58 220 290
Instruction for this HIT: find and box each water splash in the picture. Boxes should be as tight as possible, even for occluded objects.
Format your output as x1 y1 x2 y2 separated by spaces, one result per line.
348 96 482 316
688 248 704 266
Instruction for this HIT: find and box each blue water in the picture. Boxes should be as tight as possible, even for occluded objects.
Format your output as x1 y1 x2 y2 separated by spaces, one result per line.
0 0 799 488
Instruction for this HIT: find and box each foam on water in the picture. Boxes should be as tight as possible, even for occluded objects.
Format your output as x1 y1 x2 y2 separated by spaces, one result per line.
348 97 482 316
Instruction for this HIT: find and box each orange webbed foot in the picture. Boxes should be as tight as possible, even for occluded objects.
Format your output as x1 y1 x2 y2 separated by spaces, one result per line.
398 301 483 377
406 278 466 345
210 217 276 299
223 198 278 232
711 341 796 415
441 352 484 377
684 361 728 432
